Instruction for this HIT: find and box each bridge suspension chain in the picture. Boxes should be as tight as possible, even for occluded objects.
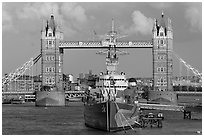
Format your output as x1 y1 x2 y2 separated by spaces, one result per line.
173 51 202 79
2 54 42 87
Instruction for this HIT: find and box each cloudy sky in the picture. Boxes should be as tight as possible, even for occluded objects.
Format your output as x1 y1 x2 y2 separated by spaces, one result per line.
2 2 202 79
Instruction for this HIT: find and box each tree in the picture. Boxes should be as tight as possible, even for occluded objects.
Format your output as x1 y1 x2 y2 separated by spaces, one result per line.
141 86 149 99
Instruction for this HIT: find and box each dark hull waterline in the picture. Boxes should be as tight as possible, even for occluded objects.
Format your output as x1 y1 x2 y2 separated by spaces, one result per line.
84 101 141 132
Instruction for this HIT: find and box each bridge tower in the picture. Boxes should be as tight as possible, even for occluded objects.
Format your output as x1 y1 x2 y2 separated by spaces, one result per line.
36 14 65 106
150 13 177 104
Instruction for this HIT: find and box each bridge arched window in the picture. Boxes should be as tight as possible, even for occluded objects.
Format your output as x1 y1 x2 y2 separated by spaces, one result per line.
157 67 161 72
52 56 55 61
52 67 55 72
52 77 55 84
45 77 49 84
160 40 164 45
160 32 164 37
46 56 49 61
46 67 49 72
164 67 167 72
49 78 52 84
48 40 52 46
48 32 52 37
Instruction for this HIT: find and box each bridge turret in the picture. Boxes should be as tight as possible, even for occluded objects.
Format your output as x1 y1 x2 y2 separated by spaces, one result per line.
160 12 166 29
151 12 176 104
152 18 158 38
37 14 65 107
48 14 56 34
167 18 173 40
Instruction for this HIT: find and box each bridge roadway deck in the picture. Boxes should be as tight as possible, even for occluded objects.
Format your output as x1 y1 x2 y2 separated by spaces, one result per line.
59 40 153 49
2 90 85 95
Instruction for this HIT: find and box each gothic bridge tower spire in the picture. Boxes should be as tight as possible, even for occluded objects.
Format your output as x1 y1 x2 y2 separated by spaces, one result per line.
36 13 65 106
150 12 177 104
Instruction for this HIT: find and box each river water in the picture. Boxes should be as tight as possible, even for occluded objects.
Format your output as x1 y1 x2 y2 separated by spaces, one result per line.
2 99 202 135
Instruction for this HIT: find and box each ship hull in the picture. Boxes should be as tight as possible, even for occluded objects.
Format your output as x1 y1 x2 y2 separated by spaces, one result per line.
35 91 65 106
84 101 141 132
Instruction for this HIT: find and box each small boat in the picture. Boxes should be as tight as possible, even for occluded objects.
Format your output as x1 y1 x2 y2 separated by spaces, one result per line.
11 98 25 104
84 20 141 131
2 99 11 104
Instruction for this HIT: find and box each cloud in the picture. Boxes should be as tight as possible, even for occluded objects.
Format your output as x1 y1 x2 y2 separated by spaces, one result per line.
149 2 173 9
185 3 202 31
17 3 60 19
16 2 89 37
2 8 14 31
61 3 87 24
122 10 154 35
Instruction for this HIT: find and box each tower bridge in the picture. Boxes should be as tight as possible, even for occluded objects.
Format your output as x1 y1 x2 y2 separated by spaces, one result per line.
2 13 202 107
37 12 175 106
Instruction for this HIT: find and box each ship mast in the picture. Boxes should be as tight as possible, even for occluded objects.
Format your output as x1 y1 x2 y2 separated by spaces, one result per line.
106 19 118 75
97 19 128 75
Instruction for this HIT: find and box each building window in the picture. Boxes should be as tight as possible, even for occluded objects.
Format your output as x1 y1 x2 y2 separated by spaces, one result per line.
164 67 166 72
158 55 166 60
157 67 160 72
49 41 52 45
157 77 167 87
49 78 52 84
52 56 55 61
46 77 49 84
160 32 163 36
47 40 55 47
46 67 56 73
160 40 164 45
49 33 52 37
157 67 167 72
52 67 55 72
46 67 49 72
52 77 55 84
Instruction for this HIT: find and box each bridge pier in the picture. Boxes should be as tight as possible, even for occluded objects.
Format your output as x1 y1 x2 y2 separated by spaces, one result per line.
148 91 177 104
35 91 65 107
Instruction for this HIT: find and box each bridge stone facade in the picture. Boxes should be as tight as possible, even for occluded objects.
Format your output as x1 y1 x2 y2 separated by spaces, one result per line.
150 13 176 104
36 14 65 106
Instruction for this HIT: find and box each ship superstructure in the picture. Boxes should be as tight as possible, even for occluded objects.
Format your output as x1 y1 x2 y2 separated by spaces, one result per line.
95 19 128 99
